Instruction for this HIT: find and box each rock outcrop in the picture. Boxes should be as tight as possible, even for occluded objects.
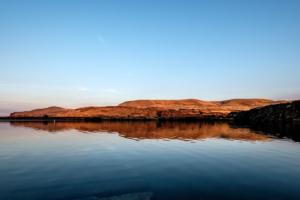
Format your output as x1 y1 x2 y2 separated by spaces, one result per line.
9 99 291 118
229 100 300 122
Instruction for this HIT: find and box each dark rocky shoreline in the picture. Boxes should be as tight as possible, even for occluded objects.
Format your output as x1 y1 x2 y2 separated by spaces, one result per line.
228 100 300 122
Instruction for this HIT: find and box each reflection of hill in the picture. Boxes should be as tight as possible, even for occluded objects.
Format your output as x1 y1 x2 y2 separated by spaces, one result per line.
249 122 300 142
10 121 272 141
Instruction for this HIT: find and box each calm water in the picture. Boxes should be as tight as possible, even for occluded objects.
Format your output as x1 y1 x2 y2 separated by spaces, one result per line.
0 121 300 200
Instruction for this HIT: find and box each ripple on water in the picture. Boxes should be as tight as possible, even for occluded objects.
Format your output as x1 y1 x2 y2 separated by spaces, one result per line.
0 121 300 200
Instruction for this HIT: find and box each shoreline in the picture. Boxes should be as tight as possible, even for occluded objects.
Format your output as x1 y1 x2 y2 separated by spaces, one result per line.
2 100 299 122
0 116 234 122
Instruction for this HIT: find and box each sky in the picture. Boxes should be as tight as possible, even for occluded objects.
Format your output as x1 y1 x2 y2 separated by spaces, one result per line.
0 0 300 116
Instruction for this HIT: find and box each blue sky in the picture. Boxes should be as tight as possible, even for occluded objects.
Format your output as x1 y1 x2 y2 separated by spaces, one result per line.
0 0 300 116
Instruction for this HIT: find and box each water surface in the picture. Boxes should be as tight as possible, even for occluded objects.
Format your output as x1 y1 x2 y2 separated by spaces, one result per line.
0 121 300 200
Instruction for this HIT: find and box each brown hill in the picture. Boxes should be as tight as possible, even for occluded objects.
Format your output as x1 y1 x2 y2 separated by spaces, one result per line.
118 99 289 115
119 99 217 108
10 106 73 117
9 99 290 118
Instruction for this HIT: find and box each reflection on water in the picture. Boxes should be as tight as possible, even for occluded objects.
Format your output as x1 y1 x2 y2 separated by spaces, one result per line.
250 122 300 142
10 121 275 141
0 121 300 200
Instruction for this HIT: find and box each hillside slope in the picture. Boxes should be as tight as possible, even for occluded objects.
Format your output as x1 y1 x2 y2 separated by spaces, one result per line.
9 99 290 118
118 99 288 114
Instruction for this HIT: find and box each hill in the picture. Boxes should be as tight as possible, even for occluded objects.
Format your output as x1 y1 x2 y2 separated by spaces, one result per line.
9 99 290 118
118 99 289 114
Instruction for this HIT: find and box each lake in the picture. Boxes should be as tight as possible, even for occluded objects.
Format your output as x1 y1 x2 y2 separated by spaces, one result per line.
0 121 300 200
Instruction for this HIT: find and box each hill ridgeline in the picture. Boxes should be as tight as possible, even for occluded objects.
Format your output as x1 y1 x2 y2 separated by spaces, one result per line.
9 99 290 118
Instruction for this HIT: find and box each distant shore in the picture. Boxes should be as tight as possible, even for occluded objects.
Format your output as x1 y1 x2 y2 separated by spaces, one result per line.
0 116 234 122
3 99 299 122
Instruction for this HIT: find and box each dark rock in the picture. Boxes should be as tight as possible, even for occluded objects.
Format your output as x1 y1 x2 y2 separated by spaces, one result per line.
230 100 300 122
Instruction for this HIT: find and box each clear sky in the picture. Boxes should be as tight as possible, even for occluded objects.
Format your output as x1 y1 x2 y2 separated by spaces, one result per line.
0 0 300 116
